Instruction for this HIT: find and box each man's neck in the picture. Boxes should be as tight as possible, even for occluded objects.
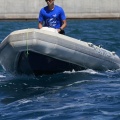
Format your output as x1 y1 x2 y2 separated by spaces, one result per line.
48 4 54 10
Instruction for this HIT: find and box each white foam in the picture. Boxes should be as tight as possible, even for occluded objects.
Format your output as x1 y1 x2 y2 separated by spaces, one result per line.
0 75 6 78
63 69 105 75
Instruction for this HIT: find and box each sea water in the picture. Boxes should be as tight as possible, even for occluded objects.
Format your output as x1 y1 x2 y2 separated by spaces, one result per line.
0 19 120 120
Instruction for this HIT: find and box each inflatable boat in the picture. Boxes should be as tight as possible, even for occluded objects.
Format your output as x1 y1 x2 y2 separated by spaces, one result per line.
0 27 120 75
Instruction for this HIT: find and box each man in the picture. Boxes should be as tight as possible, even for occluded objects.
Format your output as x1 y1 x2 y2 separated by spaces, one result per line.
38 0 67 34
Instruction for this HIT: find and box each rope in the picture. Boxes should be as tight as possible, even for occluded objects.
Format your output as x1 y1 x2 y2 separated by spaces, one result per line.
26 29 29 57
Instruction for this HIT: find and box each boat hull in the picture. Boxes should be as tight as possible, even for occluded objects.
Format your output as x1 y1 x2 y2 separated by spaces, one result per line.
0 28 120 75
17 51 84 75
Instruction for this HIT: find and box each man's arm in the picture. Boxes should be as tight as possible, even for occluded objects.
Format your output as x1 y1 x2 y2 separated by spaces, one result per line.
61 20 67 30
58 20 67 32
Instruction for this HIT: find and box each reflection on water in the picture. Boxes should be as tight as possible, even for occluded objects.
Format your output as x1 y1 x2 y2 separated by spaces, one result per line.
0 70 92 104
0 69 119 105
1 69 120 119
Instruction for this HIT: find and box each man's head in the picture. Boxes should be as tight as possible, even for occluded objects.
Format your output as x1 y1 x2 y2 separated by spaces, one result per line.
45 0 55 6
45 0 55 7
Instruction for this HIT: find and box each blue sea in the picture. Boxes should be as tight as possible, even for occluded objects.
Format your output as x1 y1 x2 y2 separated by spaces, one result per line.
0 19 120 120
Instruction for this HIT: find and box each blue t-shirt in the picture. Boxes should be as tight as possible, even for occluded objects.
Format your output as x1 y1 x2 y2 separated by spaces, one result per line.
38 5 66 29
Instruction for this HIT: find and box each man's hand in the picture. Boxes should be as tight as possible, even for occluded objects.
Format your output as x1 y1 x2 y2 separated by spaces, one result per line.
57 29 61 33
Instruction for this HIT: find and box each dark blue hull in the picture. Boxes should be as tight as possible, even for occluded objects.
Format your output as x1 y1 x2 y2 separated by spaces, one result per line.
17 51 85 75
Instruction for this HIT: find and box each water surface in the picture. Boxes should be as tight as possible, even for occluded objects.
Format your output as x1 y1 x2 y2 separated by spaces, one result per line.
0 19 120 120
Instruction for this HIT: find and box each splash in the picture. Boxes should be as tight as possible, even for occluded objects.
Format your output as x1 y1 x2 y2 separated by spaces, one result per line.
63 69 105 75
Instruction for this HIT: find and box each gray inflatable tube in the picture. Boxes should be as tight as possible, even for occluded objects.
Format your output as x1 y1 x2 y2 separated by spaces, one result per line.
0 27 120 75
